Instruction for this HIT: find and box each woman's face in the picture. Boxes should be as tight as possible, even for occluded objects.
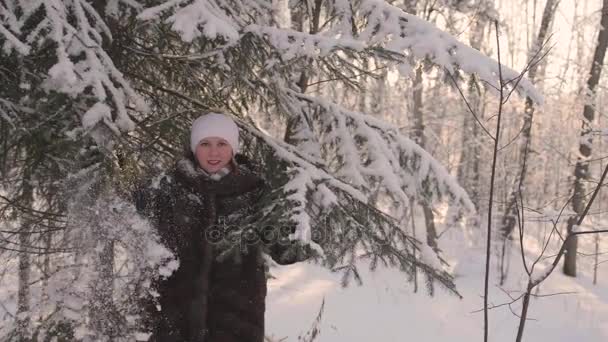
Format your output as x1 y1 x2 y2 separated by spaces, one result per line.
195 137 233 173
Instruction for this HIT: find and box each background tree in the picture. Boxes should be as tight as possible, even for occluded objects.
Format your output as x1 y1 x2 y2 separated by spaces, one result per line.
563 0 608 277
499 0 559 284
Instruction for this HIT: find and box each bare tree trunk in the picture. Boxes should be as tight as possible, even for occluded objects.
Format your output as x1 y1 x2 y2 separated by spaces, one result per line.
515 286 533 342
411 65 440 251
593 232 600 284
370 61 388 117
501 0 559 239
0 119 7 177
457 13 488 212
272 0 291 28
41 218 52 314
17 235 32 340
564 0 608 277
16 165 33 341
401 1 439 252
499 0 560 285
408 200 418 293
284 0 322 145
358 58 371 114
595 115 604 285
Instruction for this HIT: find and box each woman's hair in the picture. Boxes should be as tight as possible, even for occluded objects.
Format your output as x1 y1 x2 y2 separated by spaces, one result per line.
230 158 240 175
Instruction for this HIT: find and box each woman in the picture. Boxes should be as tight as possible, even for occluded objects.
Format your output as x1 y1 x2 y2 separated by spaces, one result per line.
135 113 299 342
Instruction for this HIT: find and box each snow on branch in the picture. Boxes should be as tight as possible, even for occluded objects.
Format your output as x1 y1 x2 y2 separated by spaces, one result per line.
57 166 177 340
0 98 24 128
1 0 147 137
233 86 473 293
287 90 475 214
239 119 367 254
244 24 365 61
0 23 30 55
355 0 543 103
139 0 542 103
239 120 459 294
138 0 253 42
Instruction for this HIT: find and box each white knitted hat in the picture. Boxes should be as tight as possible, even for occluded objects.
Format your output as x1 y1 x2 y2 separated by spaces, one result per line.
190 113 239 154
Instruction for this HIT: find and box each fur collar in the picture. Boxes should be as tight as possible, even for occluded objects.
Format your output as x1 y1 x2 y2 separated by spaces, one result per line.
174 157 263 197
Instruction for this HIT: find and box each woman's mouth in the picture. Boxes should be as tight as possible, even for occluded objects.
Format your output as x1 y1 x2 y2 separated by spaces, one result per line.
207 160 220 165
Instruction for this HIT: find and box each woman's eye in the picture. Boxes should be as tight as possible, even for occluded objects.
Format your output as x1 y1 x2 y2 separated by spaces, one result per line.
200 142 210 146
218 142 227 147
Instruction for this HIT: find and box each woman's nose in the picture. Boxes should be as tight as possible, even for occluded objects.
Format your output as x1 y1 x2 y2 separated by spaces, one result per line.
208 146 220 155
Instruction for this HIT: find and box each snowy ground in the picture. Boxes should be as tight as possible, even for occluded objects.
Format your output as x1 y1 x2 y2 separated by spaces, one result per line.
266 224 608 342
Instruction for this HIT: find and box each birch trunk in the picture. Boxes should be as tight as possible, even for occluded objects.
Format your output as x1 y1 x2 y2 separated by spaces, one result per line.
564 0 608 277
499 0 560 285
501 0 559 239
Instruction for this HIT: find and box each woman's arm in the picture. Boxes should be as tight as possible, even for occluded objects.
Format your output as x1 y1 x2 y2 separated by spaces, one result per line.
132 175 177 238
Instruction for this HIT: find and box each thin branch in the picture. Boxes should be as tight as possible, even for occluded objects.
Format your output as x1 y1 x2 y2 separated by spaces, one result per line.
531 162 608 287
484 20 505 342
515 192 530 276
447 72 494 140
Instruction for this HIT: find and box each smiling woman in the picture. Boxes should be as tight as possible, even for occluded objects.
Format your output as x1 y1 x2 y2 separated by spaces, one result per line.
134 112 307 342
196 137 233 173
191 113 240 177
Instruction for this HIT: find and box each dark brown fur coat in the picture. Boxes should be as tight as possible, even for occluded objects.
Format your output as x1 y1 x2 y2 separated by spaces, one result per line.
135 154 288 342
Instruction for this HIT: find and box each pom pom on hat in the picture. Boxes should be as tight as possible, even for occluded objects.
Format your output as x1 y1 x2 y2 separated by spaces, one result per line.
190 113 240 154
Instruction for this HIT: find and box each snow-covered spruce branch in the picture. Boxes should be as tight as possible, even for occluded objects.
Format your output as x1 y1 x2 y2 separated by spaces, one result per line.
233 103 470 295
0 160 178 340
1 0 544 141
287 90 474 213
41 164 178 341
138 0 541 104
1 0 147 136
259 0 541 102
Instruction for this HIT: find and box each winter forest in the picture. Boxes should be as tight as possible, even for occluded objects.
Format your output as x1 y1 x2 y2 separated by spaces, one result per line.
1 0 608 341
